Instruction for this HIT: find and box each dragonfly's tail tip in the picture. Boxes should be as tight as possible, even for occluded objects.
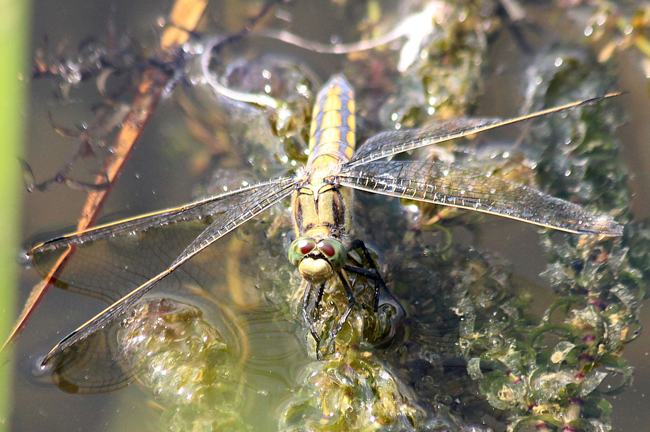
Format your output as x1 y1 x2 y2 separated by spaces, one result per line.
325 74 350 87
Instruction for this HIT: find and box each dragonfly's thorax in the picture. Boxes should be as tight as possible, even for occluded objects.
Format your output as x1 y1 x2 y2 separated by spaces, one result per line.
305 162 342 186
291 166 352 284
292 176 352 241
288 237 347 283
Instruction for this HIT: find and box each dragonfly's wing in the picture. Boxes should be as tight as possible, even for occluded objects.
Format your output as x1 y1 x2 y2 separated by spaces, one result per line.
47 294 241 395
337 160 622 236
28 177 295 302
347 94 621 167
47 313 144 394
39 177 298 363
30 177 293 254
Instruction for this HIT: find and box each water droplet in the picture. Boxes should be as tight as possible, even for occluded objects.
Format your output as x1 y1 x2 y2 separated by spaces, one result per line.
404 203 419 214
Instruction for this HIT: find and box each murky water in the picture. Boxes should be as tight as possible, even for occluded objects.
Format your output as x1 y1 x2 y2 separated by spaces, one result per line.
9 1 650 431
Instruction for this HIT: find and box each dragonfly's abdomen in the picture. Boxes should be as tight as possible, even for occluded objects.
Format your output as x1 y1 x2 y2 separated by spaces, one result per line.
307 75 356 167
292 75 356 245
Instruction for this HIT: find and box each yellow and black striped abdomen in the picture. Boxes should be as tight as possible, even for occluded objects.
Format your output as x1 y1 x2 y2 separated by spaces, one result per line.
307 75 356 168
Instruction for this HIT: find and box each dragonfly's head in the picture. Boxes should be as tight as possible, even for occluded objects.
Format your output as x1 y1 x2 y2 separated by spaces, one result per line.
288 237 347 283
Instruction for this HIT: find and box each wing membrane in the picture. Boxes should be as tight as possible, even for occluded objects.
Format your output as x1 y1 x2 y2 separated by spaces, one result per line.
28 177 295 303
49 314 144 394
29 177 294 254
40 177 298 363
348 94 621 167
47 294 242 395
31 219 215 304
337 160 622 236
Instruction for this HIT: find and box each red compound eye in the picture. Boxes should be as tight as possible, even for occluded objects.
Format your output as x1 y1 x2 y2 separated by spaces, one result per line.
298 239 315 254
317 241 335 257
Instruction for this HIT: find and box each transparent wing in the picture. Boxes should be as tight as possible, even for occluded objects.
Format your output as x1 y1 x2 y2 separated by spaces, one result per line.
348 94 620 167
337 160 622 236
48 314 144 394
35 177 298 362
30 177 294 254
28 177 296 303
46 295 243 395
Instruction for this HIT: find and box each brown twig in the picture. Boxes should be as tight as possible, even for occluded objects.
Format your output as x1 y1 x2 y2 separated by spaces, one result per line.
3 0 210 351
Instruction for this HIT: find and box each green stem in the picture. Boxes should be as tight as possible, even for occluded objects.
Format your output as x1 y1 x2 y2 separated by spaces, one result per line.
0 0 31 430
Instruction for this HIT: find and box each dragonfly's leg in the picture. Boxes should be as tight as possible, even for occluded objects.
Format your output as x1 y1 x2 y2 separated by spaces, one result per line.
344 264 382 311
313 283 326 358
301 282 319 343
331 271 355 338
303 282 326 343
345 239 407 321
345 239 387 311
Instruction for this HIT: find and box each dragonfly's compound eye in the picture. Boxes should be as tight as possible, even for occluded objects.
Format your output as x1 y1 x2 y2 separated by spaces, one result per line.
317 239 347 271
317 240 335 257
298 238 316 254
288 237 317 267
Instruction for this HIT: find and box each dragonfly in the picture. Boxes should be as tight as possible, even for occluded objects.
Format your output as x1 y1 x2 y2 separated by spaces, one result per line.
28 74 623 365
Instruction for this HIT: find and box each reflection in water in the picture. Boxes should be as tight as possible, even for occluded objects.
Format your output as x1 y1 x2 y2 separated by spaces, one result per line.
47 296 249 430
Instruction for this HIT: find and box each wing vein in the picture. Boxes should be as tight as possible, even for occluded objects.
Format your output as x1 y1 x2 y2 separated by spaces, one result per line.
337 160 622 235
42 178 298 363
